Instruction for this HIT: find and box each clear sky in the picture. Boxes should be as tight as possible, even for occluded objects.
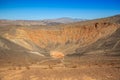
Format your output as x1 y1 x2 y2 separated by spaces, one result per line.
0 0 120 20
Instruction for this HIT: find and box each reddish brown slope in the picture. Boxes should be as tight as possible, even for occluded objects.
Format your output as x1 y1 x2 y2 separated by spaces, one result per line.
3 22 119 55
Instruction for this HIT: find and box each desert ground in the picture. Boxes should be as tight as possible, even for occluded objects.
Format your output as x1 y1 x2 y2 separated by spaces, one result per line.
0 15 120 80
0 54 120 80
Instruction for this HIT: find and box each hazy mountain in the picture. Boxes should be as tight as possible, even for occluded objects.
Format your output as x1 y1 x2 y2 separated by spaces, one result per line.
43 17 85 24
0 17 85 26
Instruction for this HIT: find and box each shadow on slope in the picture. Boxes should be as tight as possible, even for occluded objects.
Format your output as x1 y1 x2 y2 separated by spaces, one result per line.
0 36 46 67
75 28 120 56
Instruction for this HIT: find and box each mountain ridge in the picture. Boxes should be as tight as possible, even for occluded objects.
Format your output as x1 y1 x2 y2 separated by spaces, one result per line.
0 17 85 26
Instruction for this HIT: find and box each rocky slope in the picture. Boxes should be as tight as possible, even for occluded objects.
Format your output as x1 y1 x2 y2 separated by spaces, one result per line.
0 36 46 67
75 27 120 56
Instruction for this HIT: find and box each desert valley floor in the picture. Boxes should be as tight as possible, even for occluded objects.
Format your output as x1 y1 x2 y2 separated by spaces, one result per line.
0 54 120 80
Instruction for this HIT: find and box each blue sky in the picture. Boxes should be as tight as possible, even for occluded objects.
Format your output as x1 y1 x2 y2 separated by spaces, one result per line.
0 0 120 20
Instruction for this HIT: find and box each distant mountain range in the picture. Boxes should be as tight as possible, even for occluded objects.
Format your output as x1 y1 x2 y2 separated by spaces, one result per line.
42 17 85 23
0 17 85 26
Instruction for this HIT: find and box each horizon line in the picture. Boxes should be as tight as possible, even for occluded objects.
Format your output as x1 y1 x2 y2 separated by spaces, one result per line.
0 14 119 21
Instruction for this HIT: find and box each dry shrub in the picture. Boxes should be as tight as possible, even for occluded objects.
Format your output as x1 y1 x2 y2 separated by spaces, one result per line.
18 67 22 70
26 66 30 70
17 65 22 70
8 66 17 70
71 65 77 68
8 68 12 70
48 65 53 69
